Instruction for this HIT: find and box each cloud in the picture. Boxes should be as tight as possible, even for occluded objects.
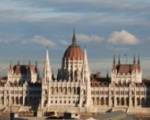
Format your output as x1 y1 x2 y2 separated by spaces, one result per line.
108 30 139 45
59 40 70 46
32 35 56 48
77 34 103 43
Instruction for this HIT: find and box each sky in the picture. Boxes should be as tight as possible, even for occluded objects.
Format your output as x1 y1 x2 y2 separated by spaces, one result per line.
0 0 150 78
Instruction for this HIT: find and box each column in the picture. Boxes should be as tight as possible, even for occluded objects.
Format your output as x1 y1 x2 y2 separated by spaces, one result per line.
129 85 132 108
48 84 51 106
108 86 112 107
23 96 25 105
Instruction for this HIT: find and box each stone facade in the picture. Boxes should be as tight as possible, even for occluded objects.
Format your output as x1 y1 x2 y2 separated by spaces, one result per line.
0 32 150 116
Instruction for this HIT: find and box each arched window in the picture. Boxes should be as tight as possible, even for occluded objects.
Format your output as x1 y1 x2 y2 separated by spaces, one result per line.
117 97 120 106
16 97 19 104
101 98 104 105
121 97 124 106
12 97 14 104
20 97 23 104
106 97 109 106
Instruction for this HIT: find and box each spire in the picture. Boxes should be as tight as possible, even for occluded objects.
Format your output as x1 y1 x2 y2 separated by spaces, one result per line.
118 55 121 65
72 29 77 45
133 56 136 64
83 48 91 107
9 61 13 72
44 49 52 82
113 55 116 67
106 71 109 79
138 55 140 65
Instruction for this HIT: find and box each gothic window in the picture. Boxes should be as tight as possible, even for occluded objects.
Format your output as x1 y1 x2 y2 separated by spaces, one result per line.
74 87 76 94
132 97 135 106
101 98 104 105
111 97 114 106
12 97 14 104
92 97 95 105
117 97 120 106
2 97 4 105
106 97 109 106
77 87 80 94
16 97 19 104
20 97 23 104
121 97 124 106
126 97 129 106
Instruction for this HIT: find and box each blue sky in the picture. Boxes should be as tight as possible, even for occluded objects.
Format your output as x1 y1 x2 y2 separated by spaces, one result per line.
0 0 150 78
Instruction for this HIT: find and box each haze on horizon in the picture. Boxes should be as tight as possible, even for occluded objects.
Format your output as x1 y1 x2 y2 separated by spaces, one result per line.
0 0 150 78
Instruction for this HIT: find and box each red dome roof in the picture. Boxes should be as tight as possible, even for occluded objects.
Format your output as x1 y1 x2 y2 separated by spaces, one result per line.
63 31 84 60
63 45 84 60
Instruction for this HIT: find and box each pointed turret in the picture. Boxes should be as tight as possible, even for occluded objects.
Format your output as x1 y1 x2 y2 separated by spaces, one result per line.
83 48 91 108
44 49 52 83
138 56 140 65
72 29 77 45
118 55 121 65
113 55 116 68
133 56 136 64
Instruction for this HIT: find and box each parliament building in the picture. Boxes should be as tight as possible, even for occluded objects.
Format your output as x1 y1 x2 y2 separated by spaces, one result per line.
0 31 150 116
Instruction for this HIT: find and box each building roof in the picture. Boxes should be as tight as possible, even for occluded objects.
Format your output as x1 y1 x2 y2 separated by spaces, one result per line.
115 64 141 74
9 64 38 75
63 31 84 60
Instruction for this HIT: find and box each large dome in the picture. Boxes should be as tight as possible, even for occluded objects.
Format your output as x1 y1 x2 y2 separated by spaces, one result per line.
63 32 84 60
